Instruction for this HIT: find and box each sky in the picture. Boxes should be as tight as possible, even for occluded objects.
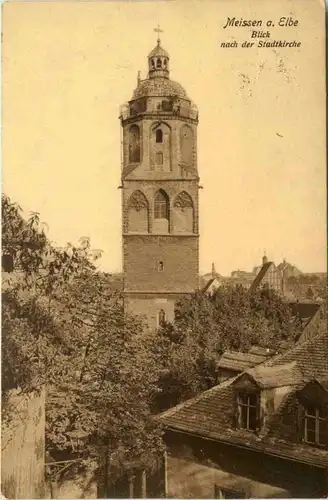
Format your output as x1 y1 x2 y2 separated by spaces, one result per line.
2 0 326 275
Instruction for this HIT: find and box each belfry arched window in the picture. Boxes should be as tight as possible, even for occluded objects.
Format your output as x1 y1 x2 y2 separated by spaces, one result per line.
156 129 163 143
154 190 169 220
156 58 162 68
129 125 141 163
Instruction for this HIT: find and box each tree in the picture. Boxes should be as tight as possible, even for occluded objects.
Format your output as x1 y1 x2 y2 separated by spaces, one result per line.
2 194 164 494
155 285 301 410
45 272 164 491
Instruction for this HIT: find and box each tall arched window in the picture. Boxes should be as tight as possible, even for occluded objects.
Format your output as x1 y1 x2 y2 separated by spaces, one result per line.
156 58 162 68
129 125 140 163
154 190 169 220
158 309 166 327
156 129 163 143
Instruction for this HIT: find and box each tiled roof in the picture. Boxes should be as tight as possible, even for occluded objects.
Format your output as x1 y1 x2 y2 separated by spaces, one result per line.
158 330 328 467
288 301 322 329
249 262 274 291
248 346 276 357
246 361 303 389
218 351 268 372
202 278 217 293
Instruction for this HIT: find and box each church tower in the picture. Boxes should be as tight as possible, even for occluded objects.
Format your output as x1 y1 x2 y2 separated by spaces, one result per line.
120 32 200 330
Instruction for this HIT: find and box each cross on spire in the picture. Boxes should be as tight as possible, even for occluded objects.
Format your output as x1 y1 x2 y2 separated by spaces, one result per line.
154 23 163 44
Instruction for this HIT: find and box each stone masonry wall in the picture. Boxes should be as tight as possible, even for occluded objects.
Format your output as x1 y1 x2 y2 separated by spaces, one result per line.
123 235 199 292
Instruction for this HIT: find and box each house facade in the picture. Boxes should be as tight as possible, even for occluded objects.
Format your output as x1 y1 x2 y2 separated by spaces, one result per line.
158 330 328 498
250 256 284 295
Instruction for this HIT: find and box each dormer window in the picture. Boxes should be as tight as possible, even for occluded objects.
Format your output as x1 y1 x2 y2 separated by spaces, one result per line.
237 392 259 431
297 380 328 448
304 405 327 446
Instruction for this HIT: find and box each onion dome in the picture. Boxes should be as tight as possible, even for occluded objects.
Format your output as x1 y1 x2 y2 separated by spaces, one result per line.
132 77 188 99
148 42 169 59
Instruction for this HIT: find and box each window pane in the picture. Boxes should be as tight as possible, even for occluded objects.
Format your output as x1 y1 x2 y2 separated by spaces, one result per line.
305 428 316 443
305 405 316 417
318 407 326 419
249 405 257 430
248 393 258 406
240 406 248 429
306 416 316 432
238 393 248 405
319 421 328 445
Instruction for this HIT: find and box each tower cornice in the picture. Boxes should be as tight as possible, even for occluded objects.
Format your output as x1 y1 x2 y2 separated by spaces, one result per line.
121 177 200 183
121 114 199 126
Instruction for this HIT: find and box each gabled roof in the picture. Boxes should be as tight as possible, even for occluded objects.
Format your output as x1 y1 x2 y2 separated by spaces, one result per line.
248 346 276 357
202 277 221 293
249 262 275 291
158 330 328 467
218 351 269 372
245 361 303 389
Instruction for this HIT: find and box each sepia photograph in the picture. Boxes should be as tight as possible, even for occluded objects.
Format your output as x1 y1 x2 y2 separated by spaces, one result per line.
1 0 327 498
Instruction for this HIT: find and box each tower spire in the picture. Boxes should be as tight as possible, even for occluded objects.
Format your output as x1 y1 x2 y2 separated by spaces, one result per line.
154 23 163 45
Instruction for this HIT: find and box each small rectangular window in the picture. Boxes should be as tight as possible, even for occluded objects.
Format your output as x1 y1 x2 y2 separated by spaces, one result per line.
158 309 166 327
158 261 164 272
2 254 14 273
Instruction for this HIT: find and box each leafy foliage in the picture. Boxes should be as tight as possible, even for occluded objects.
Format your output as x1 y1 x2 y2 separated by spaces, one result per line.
155 285 302 410
2 194 163 485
